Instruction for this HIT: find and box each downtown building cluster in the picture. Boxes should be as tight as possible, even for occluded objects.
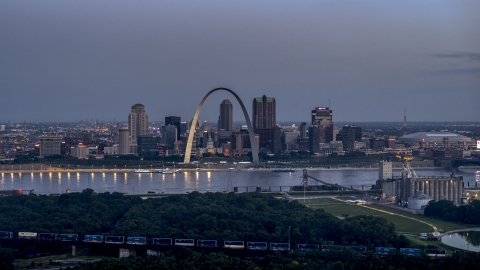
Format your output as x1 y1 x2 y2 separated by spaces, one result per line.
0 96 479 161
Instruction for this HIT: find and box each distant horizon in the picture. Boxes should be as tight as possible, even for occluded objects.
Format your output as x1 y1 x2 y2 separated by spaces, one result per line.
1 120 479 125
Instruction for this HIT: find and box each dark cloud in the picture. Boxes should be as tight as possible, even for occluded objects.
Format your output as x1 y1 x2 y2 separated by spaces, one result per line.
431 52 480 62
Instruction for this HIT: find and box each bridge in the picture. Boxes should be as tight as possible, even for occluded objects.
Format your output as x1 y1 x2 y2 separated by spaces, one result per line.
301 169 368 191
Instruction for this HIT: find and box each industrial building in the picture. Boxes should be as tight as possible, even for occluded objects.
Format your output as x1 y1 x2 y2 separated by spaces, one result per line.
376 161 464 206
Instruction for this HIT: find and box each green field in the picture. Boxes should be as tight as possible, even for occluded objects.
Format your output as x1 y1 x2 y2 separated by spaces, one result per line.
300 198 467 234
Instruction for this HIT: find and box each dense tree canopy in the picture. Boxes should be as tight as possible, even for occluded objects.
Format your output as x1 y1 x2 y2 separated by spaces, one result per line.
0 189 140 235
424 200 480 225
113 192 407 248
69 249 480 270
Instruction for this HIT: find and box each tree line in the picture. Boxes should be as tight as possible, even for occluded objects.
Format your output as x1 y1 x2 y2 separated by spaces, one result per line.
424 200 480 225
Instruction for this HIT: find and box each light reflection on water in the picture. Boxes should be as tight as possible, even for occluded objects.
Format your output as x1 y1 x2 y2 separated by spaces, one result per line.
442 231 480 252
0 168 476 195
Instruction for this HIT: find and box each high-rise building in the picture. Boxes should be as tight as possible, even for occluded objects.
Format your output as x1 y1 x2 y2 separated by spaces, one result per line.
252 95 276 129
270 126 283 153
128 103 149 145
308 125 321 153
341 125 362 152
218 99 233 132
118 127 130 154
310 107 333 143
299 122 307 138
165 116 181 141
311 107 332 124
162 125 177 151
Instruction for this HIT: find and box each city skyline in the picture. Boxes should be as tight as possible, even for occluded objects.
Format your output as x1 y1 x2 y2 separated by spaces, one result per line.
1 1 479 122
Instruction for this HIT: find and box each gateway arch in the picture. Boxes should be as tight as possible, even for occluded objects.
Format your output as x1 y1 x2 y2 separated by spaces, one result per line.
184 87 259 164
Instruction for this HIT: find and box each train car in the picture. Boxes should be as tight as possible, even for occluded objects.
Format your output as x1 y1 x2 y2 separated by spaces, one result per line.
247 242 267 250
175 239 195 246
400 248 421 256
127 236 147 245
224 241 245 249
84 235 104 243
38 233 58 241
105 236 125 244
0 231 13 239
375 247 397 255
153 238 172 245
346 246 367 253
321 245 343 251
197 240 217 248
424 249 446 257
18 232 38 240
270 243 290 251
59 234 78 241
298 244 320 251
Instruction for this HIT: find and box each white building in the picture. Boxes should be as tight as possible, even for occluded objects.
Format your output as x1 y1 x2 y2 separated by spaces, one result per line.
379 160 393 180
71 145 89 159
408 192 433 210
104 145 119 155
119 127 130 154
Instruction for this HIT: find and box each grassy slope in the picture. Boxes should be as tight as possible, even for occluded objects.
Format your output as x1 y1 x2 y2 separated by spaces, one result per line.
300 198 467 234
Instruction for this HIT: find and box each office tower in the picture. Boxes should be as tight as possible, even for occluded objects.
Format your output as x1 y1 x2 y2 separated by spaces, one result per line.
162 125 177 150
300 122 307 138
308 125 321 153
118 127 130 154
218 99 233 131
311 107 333 143
165 116 181 141
311 107 332 124
341 125 362 152
252 95 276 129
270 126 283 153
128 103 149 145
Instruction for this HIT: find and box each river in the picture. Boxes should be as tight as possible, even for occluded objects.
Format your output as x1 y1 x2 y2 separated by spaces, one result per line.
0 167 477 195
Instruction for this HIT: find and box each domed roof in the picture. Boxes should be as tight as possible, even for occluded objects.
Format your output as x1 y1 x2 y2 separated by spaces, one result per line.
399 132 471 143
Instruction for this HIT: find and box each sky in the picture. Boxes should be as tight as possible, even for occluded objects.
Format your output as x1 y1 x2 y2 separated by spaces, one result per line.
1 1 479 124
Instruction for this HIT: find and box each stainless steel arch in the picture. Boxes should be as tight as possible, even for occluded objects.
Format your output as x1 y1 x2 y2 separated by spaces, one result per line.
184 88 259 164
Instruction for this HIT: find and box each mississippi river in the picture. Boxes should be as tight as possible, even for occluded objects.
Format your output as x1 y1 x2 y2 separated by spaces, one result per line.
0 167 477 195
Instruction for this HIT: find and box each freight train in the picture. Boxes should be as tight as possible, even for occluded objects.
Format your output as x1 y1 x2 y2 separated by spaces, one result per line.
0 231 449 256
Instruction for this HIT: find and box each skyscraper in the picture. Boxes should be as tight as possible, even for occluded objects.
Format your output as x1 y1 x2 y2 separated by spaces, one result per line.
311 107 333 143
252 95 276 129
118 127 130 154
341 125 362 152
165 116 181 141
128 103 149 145
311 107 332 124
218 99 233 131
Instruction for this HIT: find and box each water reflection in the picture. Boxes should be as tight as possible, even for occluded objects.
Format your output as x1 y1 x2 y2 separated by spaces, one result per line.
442 231 480 251
0 168 476 195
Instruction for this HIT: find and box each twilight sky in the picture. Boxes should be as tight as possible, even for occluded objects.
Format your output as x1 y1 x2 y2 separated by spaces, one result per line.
1 1 479 123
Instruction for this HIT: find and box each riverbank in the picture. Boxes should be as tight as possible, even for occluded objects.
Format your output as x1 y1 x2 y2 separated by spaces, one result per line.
0 165 451 174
